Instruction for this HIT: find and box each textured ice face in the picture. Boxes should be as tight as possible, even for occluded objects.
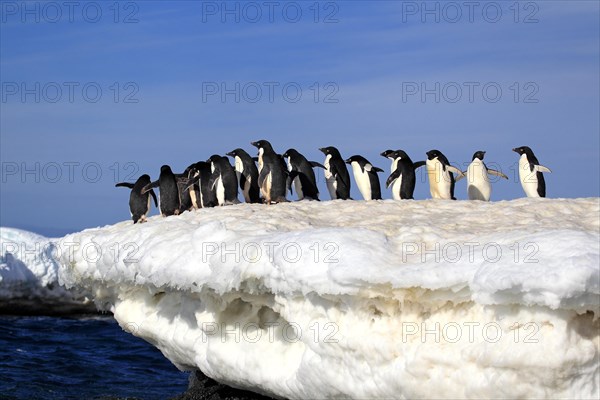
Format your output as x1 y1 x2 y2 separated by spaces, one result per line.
58 198 600 399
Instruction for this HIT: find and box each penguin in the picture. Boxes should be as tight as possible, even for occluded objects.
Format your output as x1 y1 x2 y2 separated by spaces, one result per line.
345 155 383 200
186 162 218 208
512 146 551 198
115 174 158 224
380 149 396 173
318 146 352 200
282 148 324 201
384 150 426 200
226 148 261 203
142 165 181 216
456 151 508 201
425 150 465 200
251 140 288 204
207 155 240 206
177 164 195 213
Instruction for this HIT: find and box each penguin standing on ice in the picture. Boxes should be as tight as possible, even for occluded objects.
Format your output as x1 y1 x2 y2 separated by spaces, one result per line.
345 155 383 200
177 164 195 213
282 148 324 201
207 155 240 206
425 150 465 200
186 162 218 208
319 146 352 200
115 174 158 223
512 146 551 198
384 150 426 200
251 140 288 204
226 148 261 203
142 165 181 216
457 151 508 201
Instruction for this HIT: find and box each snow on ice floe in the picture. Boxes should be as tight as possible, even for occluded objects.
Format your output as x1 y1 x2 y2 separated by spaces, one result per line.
0 227 93 314
58 198 600 399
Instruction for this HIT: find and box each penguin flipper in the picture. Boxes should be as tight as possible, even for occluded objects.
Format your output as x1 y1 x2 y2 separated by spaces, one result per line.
115 182 135 189
239 173 247 191
487 169 509 179
534 165 552 173
413 161 426 169
455 172 467 182
446 166 465 178
310 161 325 169
141 181 159 194
258 165 269 188
150 190 159 208
386 169 401 188
185 176 201 191
372 166 384 173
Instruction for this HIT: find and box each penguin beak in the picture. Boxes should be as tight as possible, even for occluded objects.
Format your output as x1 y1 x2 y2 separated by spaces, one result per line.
344 158 351 164
225 151 234 157
251 141 259 148
318 148 326 154
512 148 519 153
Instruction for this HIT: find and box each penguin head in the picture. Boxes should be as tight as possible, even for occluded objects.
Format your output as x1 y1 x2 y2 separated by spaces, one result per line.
160 165 173 173
472 151 486 161
390 150 410 161
226 148 242 157
380 149 394 159
207 154 224 165
426 150 443 160
345 155 371 166
282 148 300 159
251 140 273 151
319 146 341 157
137 174 151 184
512 146 533 156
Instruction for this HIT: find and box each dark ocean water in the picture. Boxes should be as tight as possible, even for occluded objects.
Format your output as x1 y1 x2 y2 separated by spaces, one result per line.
0 315 189 400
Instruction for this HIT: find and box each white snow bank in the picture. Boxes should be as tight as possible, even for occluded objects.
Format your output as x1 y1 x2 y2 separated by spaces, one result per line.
58 198 600 399
0 227 93 314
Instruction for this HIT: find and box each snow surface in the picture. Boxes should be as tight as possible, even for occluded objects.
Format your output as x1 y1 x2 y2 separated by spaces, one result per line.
0 227 93 314
58 198 600 399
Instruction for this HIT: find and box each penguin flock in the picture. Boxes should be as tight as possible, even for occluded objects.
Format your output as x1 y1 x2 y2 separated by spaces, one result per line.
116 141 551 224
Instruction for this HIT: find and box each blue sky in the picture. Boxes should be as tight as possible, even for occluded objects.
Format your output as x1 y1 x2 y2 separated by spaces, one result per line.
1 1 599 237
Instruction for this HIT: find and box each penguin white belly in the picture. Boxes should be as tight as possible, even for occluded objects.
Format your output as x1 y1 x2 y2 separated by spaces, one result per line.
426 159 452 199
242 177 251 202
351 163 372 201
293 177 303 200
519 155 540 197
257 149 264 173
467 160 491 201
324 155 337 199
391 158 399 174
216 177 225 205
262 171 272 200
391 173 403 200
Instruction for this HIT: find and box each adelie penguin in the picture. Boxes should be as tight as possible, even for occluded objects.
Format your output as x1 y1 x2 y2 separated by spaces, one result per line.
186 162 218 208
177 164 196 213
382 150 426 200
512 146 551 198
425 150 465 200
207 155 240 206
226 148 261 204
251 140 288 204
142 165 181 216
319 146 352 200
115 174 158 224
456 151 508 201
283 148 324 201
345 155 383 200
